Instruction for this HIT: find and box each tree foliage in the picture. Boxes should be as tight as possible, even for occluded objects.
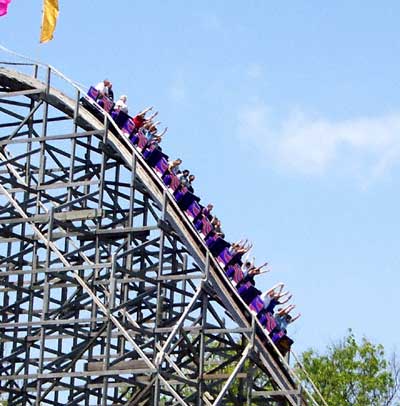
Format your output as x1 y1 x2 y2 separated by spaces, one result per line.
297 331 399 406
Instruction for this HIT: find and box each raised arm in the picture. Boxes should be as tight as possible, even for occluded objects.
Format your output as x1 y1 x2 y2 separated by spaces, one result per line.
291 313 301 323
257 261 268 270
260 288 274 300
277 304 295 315
275 283 285 296
278 294 292 305
137 106 153 116
269 282 285 292
148 111 159 121
279 290 290 298
157 127 168 137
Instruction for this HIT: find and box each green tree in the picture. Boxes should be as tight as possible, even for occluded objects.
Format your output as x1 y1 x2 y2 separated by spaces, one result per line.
297 331 399 406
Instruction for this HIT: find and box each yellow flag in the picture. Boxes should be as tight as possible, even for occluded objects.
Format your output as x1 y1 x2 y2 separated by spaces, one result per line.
40 0 59 43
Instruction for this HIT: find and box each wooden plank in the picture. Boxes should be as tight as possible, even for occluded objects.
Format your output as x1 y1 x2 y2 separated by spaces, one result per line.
0 208 103 225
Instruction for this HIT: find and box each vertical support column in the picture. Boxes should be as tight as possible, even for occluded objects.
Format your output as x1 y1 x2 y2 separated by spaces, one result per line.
119 153 137 357
180 254 188 314
246 366 255 406
67 87 80 204
137 192 149 322
1 262 10 402
45 66 51 95
101 250 118 406
33 64 39 78
90 117 109 345
297 388 303 406
23 94 39 405
36 96 48 215
35 208 54 406
197 252 210 405
34 93 50 405
98 116 109 214
67 85 81 402
153 190 168 406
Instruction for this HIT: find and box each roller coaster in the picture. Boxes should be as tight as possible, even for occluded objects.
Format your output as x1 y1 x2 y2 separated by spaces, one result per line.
0 48 326 406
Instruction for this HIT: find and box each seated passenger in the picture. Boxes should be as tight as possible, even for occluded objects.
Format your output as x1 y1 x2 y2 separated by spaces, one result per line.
187 174 195 193
114 95 128 113
225 240 252 266
241 254 254 275
194 203 213 229
236 262 268 304
133 106 153 130
274 311 301 333
201 203 213 220
211 217 224 238
108 82 114 101
259 284 288 310
263 289 291 315
143 135 163 159
95 79 111 98
257 284 291 324
178 169 190 186
136 129 150 151
163 158 182 184
169 158 182 175
173 187 186 202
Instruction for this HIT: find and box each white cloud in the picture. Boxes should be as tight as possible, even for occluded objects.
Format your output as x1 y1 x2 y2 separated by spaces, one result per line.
237 103 400 180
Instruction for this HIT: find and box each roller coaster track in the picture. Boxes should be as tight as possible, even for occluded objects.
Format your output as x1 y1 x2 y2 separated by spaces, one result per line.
0 59 325 406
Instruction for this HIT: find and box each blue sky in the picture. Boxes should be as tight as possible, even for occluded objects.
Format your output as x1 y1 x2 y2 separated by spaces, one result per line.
1 1 399 355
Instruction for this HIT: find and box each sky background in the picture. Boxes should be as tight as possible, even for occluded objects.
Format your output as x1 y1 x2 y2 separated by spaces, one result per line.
0 1 399 356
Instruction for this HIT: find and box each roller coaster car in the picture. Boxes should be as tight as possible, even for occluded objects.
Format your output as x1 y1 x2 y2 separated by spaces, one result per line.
274 334 294 357
168 174 181 192
87 86 99 100
146 149 168 169
97 95 114 113
111 109 130 129
216 246 234 266
154 157 169 177
185 200 202 221
81 86 113 122
121 117 136 135
136 131 148 152
208 238 230 257
249 295 264 314
177 190 201 211
81 85 295 359
225 263 244 285
80 95 103 122
199 217 213 238
205 231 219 246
